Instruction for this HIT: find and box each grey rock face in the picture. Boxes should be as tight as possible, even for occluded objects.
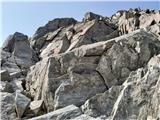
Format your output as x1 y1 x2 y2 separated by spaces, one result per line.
108 54 160 120
54 64 107 109
1 32 37 73
84 12 103 22
0 70 11 81
40 34 70 58
81 86 122 117
15 92 31 118
67 20 115 51
0 92 17 120
27 105 82 120
26 57 62 111
0 81 14 93
69 114 97 120
29 100 46 116
117 10 160 35
2 32 28 53
26 29 160 113
1 9 160 120
32 18 118 59
97 29 160 88
30 18 77 51
81 54 160 119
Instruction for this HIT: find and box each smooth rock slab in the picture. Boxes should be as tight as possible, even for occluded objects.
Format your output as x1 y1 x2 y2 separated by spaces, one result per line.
28 105 82 120
15 92 31 118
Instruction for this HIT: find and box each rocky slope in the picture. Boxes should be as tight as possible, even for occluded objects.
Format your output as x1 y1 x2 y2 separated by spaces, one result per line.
0 8 160 120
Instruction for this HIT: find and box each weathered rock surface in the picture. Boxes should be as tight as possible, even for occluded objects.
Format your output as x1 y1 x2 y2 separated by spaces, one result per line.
83 12 103 22
29 100 46 116
28 105 82 120
69 114 97 120
117 9 160 35
0 92 17 120
81 86 122 117
0 81 14 93
0 70 11 81
26 29 160 113
54 64 107 109
30 18 77 51
1 32 37 73
15 92 31 118
1 9 160 120
108 54 160 120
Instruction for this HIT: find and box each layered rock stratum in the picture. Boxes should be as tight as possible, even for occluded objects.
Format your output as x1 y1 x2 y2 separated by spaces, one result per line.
0 8 160 120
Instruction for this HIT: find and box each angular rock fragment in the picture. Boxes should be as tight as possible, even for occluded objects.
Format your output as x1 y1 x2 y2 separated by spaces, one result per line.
0 92 16 120
97 29 160 88
81 86 122 117
26 57 61 111
54 64 107 109
67 20 115 51
15 92 31 118
11 78 26 92
69 114 97 120
1 32 37 73
108 54 160 120
29 100 46 116
84 12 103 22
28 105 82 120
40 35 70 58
0 70 11 81
0 81 14 93
30 18 77 51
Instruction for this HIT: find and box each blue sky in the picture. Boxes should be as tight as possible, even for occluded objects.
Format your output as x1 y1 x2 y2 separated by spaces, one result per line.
0 1 159 46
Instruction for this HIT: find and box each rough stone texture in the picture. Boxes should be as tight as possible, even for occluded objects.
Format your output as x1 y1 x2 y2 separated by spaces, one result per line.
0 81 14 93
84 12 103 22
108 54 160 120
117 9 160 35
26 57 62 111
0 92 17 120
145 23 160 38
30 18 77 51
27 105 82 120
40 35 70 58
97 29 160 88
69 114 97 120
0 70 11 81
54 64 107 109
67 20 115 51
10 78 26 92
29 100 46 116
1 32 37 73
81 86 122 117
26 29 160 113
1 9 160 120
15 92 31 118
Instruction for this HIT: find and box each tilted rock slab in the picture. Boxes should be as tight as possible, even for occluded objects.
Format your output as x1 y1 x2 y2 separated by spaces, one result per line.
27 105 82 120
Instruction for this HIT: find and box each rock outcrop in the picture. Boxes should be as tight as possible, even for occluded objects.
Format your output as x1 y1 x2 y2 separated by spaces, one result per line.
1 8 160 120
1 32 38 73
